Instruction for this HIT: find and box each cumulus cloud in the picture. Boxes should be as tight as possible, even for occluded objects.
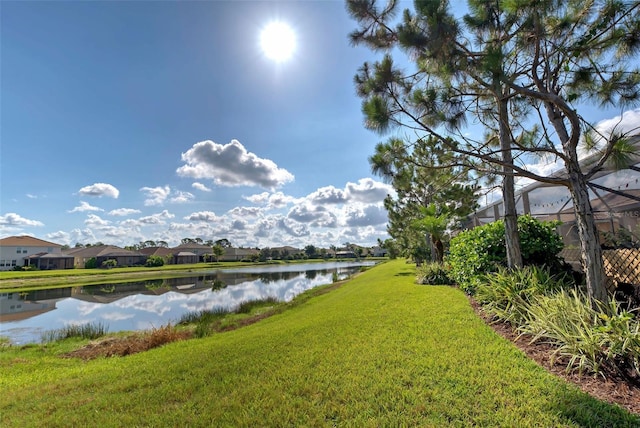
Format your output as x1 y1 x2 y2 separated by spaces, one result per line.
140 186 171 206
287 204 337 228
68 201 104 213
139 210 175 225
345 178 393 203
84 214 111 227
228 206 263 217
307 186 347 204
192 182 212 192
0 213 44 227
170 191 195 204
593 108 640 138
184 211 219 222
231 219 247 230
243 191 296 208
78 183 119 198
109 208 141 217
176 139 295 190
344 204 388 227
277 217 310 237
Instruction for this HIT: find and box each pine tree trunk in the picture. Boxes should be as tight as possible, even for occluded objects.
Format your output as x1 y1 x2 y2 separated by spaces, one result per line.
565 166 609 302
498 96 523 269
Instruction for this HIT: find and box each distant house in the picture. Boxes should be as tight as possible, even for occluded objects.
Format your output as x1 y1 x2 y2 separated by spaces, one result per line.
219 247 259 262
171 242 213 262
371 246 388 257
64 245 147 268
335 251 357 258
24 252 74 270
0 236 68 271
270 246 303 259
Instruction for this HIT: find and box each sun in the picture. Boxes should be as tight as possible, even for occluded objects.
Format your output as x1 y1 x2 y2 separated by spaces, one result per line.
260 21 296 63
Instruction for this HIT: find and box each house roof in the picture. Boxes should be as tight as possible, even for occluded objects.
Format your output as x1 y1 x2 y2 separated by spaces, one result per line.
172 242 212 250
24 253 74 260
139 247 174 257
64 245 144 258
0 235 62 248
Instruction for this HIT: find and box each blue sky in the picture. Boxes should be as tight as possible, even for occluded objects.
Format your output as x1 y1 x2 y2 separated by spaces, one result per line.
1 0 401 249
1 1 637 249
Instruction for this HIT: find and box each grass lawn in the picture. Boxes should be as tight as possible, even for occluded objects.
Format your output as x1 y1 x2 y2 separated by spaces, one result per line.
1 259 637 427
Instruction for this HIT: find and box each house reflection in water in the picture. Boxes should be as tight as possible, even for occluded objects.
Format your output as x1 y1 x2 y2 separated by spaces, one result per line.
0 288 72 322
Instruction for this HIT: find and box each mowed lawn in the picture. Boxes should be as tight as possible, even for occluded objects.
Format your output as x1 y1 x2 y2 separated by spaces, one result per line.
1 260 637 427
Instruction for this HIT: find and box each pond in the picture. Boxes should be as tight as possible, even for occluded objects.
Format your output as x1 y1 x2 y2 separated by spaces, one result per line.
0 261 375 345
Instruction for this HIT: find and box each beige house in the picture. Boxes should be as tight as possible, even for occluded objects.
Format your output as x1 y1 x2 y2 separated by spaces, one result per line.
0 236 68 271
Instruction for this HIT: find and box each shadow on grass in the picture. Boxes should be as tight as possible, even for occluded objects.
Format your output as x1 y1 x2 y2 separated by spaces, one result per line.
394 271 415 277
552 384 639 426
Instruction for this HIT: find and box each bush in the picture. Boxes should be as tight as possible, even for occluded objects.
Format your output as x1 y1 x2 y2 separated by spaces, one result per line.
520 289 640 378
101 259 117 269
85 257 98 269
475 266 572 325
446 215 565 292
145 256 164 267
416 262 453 285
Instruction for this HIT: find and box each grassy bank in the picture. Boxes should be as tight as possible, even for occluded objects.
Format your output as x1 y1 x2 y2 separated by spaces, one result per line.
1 260 636 427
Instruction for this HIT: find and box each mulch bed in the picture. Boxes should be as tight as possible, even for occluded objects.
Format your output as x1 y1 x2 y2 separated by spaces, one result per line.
469 296 640 416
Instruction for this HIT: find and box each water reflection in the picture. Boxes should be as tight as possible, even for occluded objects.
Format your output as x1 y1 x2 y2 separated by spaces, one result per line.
0 262 374 344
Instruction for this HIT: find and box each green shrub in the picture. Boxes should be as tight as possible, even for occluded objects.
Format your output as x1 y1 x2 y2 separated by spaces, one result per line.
446 215 564 292
416 262 453 285
85 257 98 269
145 256 165 267
475 266 572 325
520 289 640 378
101 259 117 269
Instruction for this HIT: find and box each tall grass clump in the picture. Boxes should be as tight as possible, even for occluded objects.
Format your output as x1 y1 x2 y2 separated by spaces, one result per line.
41 322 108 343
236 297 279 314
475 266 572 325
416 262 453 285
520 289 640 378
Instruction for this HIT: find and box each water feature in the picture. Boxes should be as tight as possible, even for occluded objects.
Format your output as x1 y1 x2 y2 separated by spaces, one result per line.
0 261 375 344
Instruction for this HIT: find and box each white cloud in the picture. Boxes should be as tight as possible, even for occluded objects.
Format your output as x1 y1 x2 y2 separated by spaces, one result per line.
109 208 142 217
345 178 393 203
287 204 338 228
84 214 111 227
78 183 119 198
593 108 640 138
68 201 104 213
184 211 219 222
176 139 295 190
139 210 175 225
26 194 38 199
228 206 263 217
277 217 310 238
344 204 388 227
0 213 44 227
192 182 212 192
307 185 347 204
170 191 195 204
243 191 297 208
140 186 171 206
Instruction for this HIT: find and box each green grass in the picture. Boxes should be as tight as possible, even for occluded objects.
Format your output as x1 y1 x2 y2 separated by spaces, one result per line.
0 260 637 427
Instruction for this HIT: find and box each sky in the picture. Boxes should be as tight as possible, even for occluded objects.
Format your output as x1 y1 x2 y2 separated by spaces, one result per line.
1 1 638 250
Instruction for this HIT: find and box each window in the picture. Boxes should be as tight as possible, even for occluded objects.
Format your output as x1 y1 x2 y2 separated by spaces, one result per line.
11 260 17 266
23 250 27 254
16 248 21 254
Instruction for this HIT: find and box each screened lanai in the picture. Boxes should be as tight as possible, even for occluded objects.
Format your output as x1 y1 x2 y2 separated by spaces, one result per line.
469 137 640 248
